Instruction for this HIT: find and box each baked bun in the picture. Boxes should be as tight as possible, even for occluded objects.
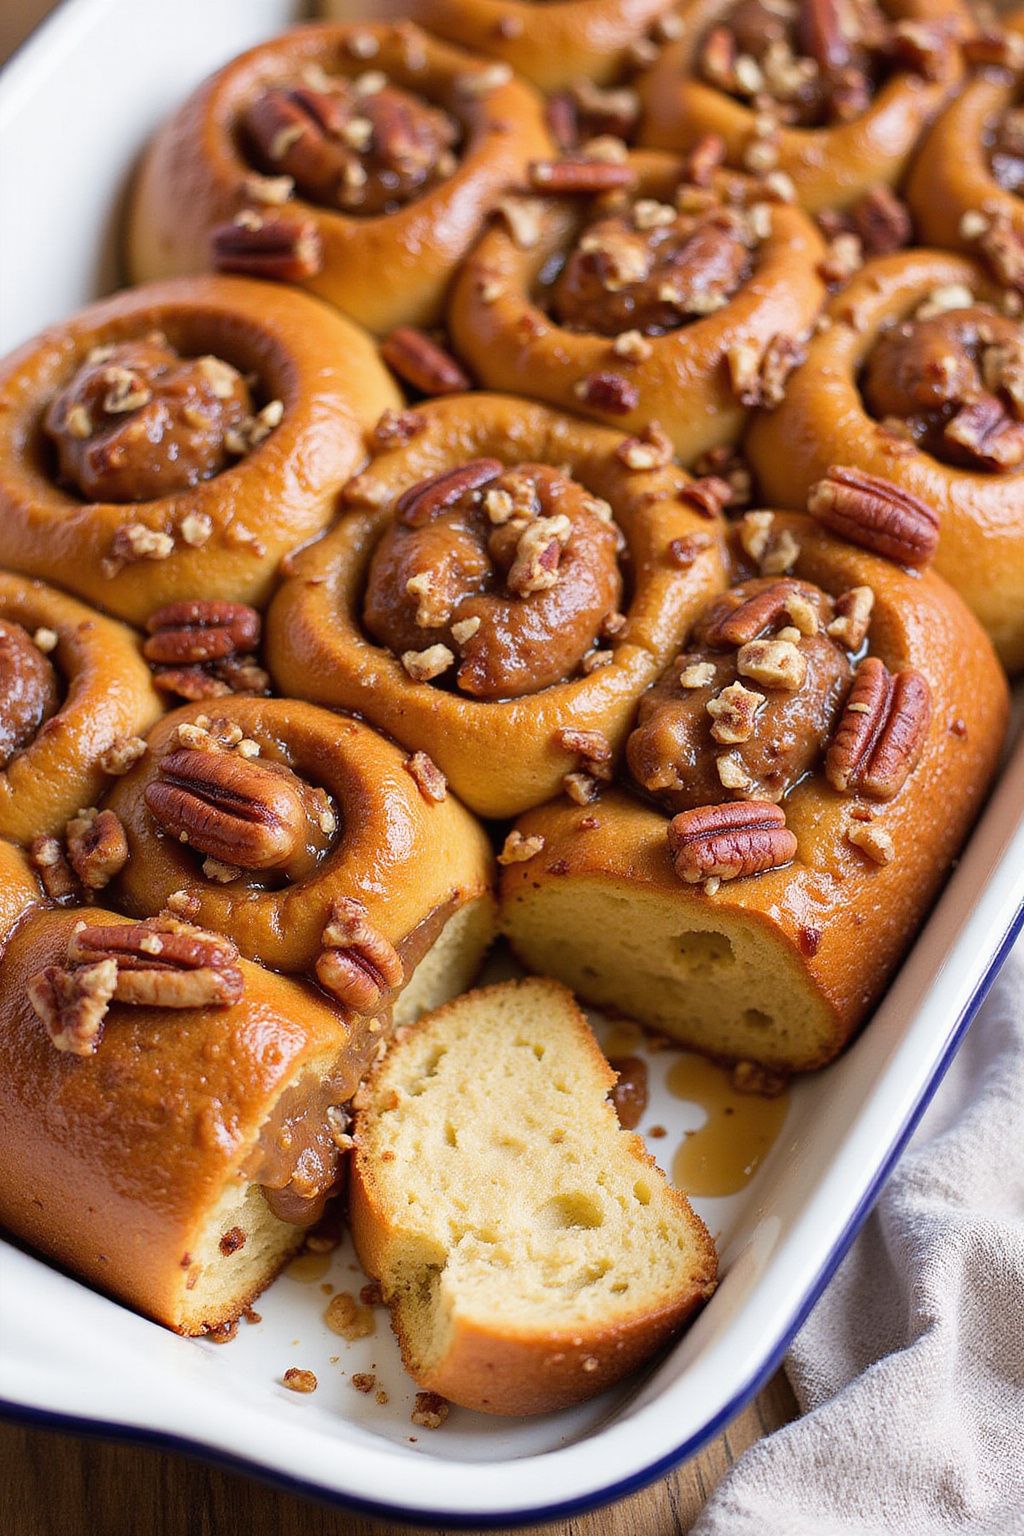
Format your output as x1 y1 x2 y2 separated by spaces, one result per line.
638 0 967 213
449 150 826 460
267 393 728 818
906 12 1024 292
128 23 550 335
0 907 362 1334
0 840 43 954
105 698 496 1024
746 251 1024 670
350 978 717 1415
0 276 398 627
501 510 1008 1073
323 0 681 92
0 573 161 843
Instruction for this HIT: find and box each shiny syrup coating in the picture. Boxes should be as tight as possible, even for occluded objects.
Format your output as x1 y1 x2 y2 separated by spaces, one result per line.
862 305 1024 472
44 336 253 503
243 74 458 218
627 577 853 814
0 619 61 770
363 462 624 699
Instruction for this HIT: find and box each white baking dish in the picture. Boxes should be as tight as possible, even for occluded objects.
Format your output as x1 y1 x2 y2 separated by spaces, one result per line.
1 0 1022 1523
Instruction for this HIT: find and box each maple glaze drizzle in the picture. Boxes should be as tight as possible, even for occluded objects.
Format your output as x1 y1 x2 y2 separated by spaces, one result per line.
667 1053 788 1198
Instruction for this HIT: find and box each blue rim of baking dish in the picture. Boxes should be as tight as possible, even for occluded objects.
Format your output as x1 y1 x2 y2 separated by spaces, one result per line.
3 893 1022 1529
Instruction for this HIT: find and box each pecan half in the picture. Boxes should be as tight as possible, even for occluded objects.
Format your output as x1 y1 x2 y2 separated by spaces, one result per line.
144 601 261 664
702 579 802 648
808 467 939 567
211 212 323 281
28 958 118 1055
145 748 319 874
380 328 470 396
67 918 244 1008
667 801 797 885
826 656 931 799
65 807 129 891
316 897 403 1018
395 459 503 527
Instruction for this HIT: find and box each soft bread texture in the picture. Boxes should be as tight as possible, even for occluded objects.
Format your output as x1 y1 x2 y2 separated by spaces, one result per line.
0 908 354 1334
351 979 717 1415
501 517 1008 1072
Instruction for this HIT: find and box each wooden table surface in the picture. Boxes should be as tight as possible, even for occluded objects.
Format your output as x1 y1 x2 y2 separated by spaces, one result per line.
0 2 798 1530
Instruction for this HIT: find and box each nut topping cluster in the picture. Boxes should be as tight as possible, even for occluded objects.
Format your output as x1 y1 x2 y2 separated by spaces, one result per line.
43 335 270 503
144 600 270 702
0 618 60 770
861 297 1024 473
363 461 624 698
144 716 337 886
316 896 404 1022
241 67 459 218
28 916 244 1055
627 575 855 813
697 0 954 134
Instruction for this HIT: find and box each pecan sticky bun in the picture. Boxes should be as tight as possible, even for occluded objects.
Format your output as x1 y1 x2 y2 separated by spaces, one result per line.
637 0 968 213
323 0 682 92
501 508 1008 1072
747 251 1024 670
105 697 496 1010
907 13 1024 294
0 572 160 844
128 23 551 335
449 150 826 459
0 905 372 1332
267 393 728 817
0 277 398 628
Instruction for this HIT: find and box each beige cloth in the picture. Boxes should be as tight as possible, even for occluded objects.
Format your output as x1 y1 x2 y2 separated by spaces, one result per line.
694 944 1024 1536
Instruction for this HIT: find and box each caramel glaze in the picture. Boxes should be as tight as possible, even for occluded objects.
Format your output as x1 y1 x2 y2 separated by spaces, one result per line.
363 462 623 697
44 336 253 503
861 305 1024 472
627 576 852 813
549 202 753 337
247 893 461 1224
0 619 60 770
698 0 897 129
667 1052 788 1198
242 74 459 217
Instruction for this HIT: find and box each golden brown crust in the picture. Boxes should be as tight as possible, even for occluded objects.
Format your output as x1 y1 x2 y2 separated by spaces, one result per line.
323 0 679 91
0 907 349 1333
350 979 717 1415
105 697 495 977
905 12 1024 270
127 23 551 334
0 277 398 627
449 153 827 461
745 251 1024 671
0 574 162 842
637 0 968 213
0 840 43 954
500 515 1008 1068
266 393 728 818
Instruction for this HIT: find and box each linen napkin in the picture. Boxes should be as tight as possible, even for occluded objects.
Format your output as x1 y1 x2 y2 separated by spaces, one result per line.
693 941 1024 1536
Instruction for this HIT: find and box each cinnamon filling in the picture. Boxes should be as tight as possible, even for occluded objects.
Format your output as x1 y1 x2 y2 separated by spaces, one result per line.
627 576 854 813
242 69 459 217
697 0 935 128
363 461 625 698
44 336 258 503
0 619 61 770
548 198 756 336
862 301 1024 473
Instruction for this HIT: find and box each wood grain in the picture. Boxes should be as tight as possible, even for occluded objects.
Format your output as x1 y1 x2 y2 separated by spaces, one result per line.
0 1 799 1530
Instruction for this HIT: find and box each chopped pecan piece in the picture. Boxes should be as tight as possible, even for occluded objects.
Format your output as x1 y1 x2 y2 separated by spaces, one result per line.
29 835 81 903
809 466 939 566
497 830 544 865
667 801 797 886
211 212 323 281
65 807 129 891
826 656 931 799
396 460 503 528
574 372 640 415
380 328 470 397
404 750 447 802
316 896 403 1018
28 958 118 1055
529 158 636 193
